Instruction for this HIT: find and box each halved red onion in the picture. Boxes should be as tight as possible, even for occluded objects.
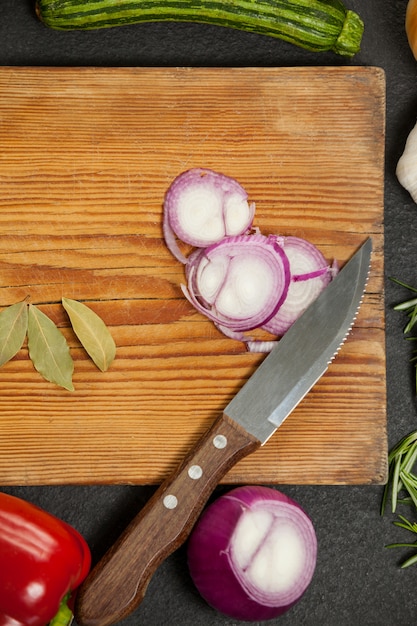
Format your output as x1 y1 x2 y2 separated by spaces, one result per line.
187 486 317 622
163 168 255 263
182 234 290 332
261 236 335 337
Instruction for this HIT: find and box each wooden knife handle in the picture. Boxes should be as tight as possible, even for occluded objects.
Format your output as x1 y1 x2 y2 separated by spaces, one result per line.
74 413 260 626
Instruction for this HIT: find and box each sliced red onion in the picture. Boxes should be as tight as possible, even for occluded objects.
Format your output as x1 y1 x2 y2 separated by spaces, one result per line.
182 234 290 332
163 168 255 263
187 486 317 622
162 168 336 349
246 340 278 353
261 236 335 337
212 322 252 344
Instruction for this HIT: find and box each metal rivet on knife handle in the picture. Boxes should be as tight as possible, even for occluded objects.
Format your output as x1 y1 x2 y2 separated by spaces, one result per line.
163 494 178 509
188 464 203 479
213 434 227 448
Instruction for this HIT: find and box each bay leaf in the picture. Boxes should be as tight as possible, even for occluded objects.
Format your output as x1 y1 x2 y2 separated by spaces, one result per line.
0 300 28 367
62 297 116 372
27 304 74 391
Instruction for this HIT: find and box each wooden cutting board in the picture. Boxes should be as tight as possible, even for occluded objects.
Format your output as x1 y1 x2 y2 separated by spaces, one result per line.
0 66 386 486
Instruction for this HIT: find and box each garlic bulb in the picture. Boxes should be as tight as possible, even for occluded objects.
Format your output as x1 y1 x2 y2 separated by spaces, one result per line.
396 120 417 203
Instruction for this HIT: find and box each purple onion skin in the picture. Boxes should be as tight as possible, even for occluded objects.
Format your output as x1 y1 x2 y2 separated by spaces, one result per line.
187 485 317 622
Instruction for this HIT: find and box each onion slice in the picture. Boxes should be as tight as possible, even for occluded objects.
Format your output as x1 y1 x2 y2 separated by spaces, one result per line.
187 485 317 622
182 234 290 332
261 236 335 337
163 168 255 263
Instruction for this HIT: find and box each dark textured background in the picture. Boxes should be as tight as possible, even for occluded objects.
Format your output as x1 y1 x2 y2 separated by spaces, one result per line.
0 1 416 624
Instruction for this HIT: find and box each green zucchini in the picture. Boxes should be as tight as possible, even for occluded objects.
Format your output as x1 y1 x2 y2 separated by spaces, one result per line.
35 0 364 57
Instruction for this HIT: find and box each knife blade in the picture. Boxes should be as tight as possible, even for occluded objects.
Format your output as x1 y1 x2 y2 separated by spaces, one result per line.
75 237 372 626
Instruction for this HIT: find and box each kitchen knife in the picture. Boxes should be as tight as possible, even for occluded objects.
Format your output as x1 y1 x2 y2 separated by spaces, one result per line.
75 237 372 626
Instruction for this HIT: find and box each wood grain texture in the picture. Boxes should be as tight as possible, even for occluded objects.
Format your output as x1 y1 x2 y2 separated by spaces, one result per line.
0 66 386 485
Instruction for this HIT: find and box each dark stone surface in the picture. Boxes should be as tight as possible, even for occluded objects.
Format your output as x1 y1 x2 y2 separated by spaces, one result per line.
1 1 417 624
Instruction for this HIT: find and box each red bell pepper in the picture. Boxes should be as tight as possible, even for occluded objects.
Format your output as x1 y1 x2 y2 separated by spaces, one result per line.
0 491 91 626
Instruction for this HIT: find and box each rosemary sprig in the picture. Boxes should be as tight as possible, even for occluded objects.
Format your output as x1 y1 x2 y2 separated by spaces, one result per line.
382 431 417 567
381 431 417 515
386 516 417 568
382 279 417 567
391 277 417 391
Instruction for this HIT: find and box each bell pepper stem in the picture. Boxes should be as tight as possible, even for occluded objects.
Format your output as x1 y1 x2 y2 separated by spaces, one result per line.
48 594 74 626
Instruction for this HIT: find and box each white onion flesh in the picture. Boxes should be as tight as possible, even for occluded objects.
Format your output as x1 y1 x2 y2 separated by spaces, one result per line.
230 503 311 602
187 486 317 622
